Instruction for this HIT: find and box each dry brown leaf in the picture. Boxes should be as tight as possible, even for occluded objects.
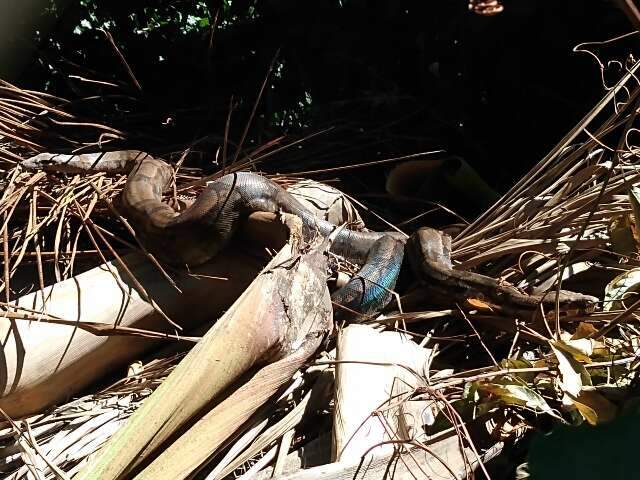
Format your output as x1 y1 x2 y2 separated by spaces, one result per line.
467 298 495 311
571 322 599 340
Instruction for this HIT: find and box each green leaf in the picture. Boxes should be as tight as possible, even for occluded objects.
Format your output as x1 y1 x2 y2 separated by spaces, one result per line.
477 380 554 414
528 411 640 479
499 358 535 383
426 398 475 434
608 214 637 257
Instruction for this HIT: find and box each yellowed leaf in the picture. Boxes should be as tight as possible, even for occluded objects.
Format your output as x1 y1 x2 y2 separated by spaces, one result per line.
550 341 591 397
609 214 637 257
551 339 592 363
478 381 554 414
571 390 617 425
628 183 640 246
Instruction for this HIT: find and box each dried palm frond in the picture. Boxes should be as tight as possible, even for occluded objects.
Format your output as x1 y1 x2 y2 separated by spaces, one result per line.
2 47 640 480
0 353 183 479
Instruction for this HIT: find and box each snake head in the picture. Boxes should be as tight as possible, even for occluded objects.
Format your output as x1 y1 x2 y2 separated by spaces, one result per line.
411 227 453 269
551 290 600 315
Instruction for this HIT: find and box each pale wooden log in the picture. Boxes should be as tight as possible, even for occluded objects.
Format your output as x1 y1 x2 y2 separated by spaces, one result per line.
333 325 434 462
273 436 503 480
77 214 333 480
0 178 358 419
0 246 268 418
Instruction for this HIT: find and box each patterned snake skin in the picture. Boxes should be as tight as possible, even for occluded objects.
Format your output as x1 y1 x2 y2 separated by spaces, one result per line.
22 150 405 318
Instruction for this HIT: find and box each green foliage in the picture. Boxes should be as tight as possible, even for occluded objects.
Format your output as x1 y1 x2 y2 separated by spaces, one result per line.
69 0 260 36
528 411 640 480
36 0 315 131
72 1 221 36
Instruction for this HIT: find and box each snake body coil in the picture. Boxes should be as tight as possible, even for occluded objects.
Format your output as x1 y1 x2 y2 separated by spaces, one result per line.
23 150 598 318
23 151 405 317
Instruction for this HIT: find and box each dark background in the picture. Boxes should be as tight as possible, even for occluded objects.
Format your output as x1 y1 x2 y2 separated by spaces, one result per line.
3 0 638 218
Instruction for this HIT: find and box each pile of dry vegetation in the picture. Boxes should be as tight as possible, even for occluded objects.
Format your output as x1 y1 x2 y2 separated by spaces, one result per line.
1 49 640 480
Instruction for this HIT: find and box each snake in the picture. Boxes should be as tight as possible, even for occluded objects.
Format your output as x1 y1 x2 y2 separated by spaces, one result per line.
21 150 405 318
21 150 598 318
407 227 598 314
